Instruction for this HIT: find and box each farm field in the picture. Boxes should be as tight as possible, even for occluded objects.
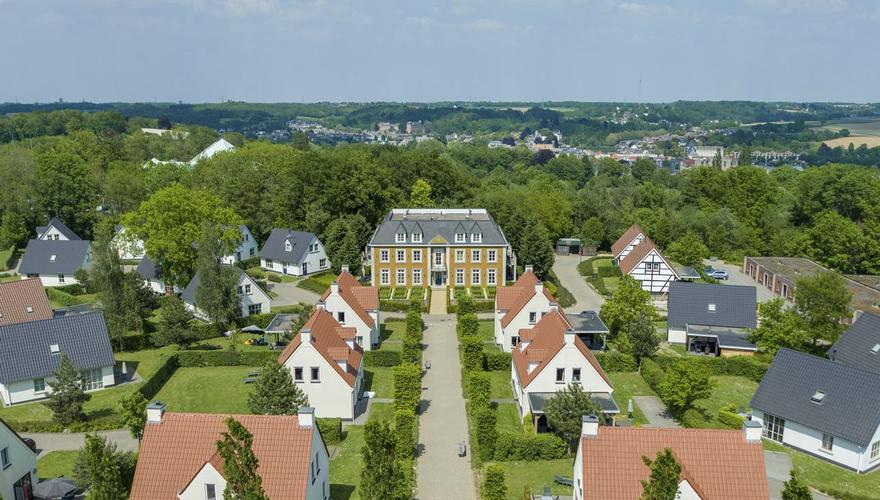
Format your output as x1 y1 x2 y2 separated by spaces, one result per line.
814 117 880 136
822 136 880 148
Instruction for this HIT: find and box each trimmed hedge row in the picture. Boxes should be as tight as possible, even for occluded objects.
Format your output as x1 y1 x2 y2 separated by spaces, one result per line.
460 336 484 372
493 432 568 461
175 350 277 367
640 358 666 393
317 418 343 444
393 362 422 413
395 409 417 458
139 355 179 400
364 350 401 367
652 355 768 382
594 351 637 372
483 351 511 371
467 372 491 409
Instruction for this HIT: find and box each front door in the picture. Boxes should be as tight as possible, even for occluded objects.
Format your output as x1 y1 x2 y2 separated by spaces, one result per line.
435 272 443 286
302 263 308 275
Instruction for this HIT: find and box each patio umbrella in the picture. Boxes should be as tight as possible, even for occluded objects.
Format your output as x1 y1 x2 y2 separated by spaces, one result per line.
241 324 263 333
34 478 78 499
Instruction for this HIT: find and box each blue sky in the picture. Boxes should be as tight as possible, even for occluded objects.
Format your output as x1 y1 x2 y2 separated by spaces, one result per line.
1 0 877 103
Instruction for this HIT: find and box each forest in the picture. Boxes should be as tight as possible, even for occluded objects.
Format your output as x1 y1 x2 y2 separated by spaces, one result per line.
1 108 879 280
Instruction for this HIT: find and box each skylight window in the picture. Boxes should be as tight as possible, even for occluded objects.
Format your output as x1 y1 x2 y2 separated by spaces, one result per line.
872 344 880 354
50 254 57 262
26 306 33 314
708 304 716 312
811 390 826 404
49 344 60 354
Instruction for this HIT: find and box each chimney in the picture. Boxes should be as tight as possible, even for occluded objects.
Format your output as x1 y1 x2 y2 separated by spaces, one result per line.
525 264 534 273
743 419 762 443
301 328 312 344
298 407 315 428
564 328 576 345
582 414 599 437
330 281 339 294
315 301 326 311
341 264 350 274
146 401 166 424
549 302 559 312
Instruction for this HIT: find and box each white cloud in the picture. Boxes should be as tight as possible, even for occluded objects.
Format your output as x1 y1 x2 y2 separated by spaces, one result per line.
744 0 848 13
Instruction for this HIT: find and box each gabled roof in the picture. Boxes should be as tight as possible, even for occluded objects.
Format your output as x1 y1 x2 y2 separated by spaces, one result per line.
36 217 81 241
0 278 53 326
0 417 37 456
19 239 91 275
189 138 235 165
618 237 678 278
135 256 161 281
497 270 556 328
130 413 314 500
320 270 378 328
511 309 611 389
181 267 265 306
667 281 756 330
611 224 644 258
278 308 363 387
750 348 880 446
829 312 880 375
0 312 114 384
368 208 508 246
259 228 317 265
580 427 768 500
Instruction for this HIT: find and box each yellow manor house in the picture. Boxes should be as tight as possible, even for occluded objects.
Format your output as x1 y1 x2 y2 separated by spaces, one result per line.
367 208 514 289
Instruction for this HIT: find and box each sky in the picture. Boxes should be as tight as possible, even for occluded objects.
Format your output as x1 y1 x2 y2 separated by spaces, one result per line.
0 0 878 103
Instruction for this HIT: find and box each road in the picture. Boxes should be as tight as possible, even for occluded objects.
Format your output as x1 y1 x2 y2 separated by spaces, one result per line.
21 429 139 457
267 281 321 307
631 396 679 428
703 259 776 303
552 255 605 313
415 314 476 500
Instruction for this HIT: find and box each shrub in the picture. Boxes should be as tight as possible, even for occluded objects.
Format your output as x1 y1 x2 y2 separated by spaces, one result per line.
493 432 568 461
652 355 768 383
457 294 476 316
467 372 491 409
717 403 745 429
138 355 178 400
460 336 484 372
234 256 261 270
680 408 709 428
394 409 417 458
118 333 153 351
317 418 343 444
594 351 637 372
55 282 87 295
457 312 479 338
393 363 422 413
400 339 422 366
174 350 275 367
364 350 401 367
640 358 666 392
482 464 507 500
474 406 497 462
483 351 511 371
406 311 423 343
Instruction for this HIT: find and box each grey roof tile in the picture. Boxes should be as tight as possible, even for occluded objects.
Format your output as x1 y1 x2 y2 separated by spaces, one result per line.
368 209 508 246
750 348 880 446
829 312 880 375
19 239 91 275
37 217 82 241
0 312 115 384
667 281 756 330
259 228 317 264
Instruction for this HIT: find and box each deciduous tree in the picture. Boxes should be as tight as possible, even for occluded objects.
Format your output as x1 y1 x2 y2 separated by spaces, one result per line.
74 434 136 498
795 270 851 346
640 448 681 500
665 231 709 268
216 418 268 500
600 275 656 337
748 298 805 355
194 224 241 327
409 178 434 208
517 219 555 278
782 469 812 500
658 360 715 417
154 295 199 348
119 392 148 440
629 312 659 363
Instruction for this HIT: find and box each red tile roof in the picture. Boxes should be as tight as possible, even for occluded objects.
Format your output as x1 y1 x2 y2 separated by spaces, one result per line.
497 270 556 328
511 309 611 389
611 224 645 258
618 238 658 274
579 427 769 500
320 270 378 327
278 308 363 387
130 413 316 500
0 279 53 326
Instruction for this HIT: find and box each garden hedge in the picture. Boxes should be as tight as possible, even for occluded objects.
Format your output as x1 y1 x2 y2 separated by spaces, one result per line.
467 372 491 409
138 355 179 400
594 351 637 372
680 408 709 428
460 336 484 372
718 403 745 429
317 418 343 444
393 363 422 413
364 350 401 367
493 432 568 461
652 355 768 382
394 408 417 458
474 406 498 462
457 312 479 338
639 358 666 393
175 350 276 367
483 351 511 371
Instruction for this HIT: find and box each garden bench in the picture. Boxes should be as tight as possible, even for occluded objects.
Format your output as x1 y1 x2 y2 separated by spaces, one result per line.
243 377 258 384
554 475 573 486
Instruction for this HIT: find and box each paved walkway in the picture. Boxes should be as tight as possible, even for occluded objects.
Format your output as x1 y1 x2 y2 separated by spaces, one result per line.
632 396 680 428
703 259 776 303
268 281 320 307
22 429 139 457
429 289 447 315
552 255 605 312
416 314 476 500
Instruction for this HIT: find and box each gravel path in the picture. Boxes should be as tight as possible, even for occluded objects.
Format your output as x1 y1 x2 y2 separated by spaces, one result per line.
552 254 605 313
631 396 680 428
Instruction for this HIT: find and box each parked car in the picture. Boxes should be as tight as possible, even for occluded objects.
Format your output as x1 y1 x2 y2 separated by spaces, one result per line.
706 269 729 280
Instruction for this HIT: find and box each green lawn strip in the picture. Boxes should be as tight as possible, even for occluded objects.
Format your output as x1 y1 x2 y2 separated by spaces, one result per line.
0 247 13 271
381 320 407 343
45 289 101 308
487 370 513 399
363 367 393 398
607 372 654 426
490 458 574 498
691 375 758 428
330 424 365 500
478 320 494 343
37 450 79 480
379 287 394 300
763 440 880 499
367 402 394 423
0 274 20 283
495 402 522 434
153 367 256 414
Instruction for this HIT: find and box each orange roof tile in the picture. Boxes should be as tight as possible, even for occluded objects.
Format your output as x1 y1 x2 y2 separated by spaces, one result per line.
611 224 645 258
130 413 316 500
619 237 657 275
511 310 612 389
580 427 769 500
278 308 363 387
497 271 556 328
320 270 378 327
0 279 53 326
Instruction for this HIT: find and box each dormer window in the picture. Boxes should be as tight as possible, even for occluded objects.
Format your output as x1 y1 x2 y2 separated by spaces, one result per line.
285 240 292 252
50 254 57 262
49 344 60 354
26 306 33 314
811 390 826 404
471 233 482 243
396 233 406 243
872 344 880 354
708 304 716 312
412 233 422 243
455 233 465 243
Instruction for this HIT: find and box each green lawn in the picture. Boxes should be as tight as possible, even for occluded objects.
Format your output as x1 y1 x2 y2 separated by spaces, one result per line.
487 371 513 399
45 289 101 308
37 450 79 480
763 440 880 499
0 274 20 283
297 272 336 294
367 402 394 423
607 372 653 426
381 320 407 343
495 402 523 434
692 376 758 428
0 246 14 271
489 459 573 498
363 367 393 398
330 425 365 499
478 320 494 343
153 366 256 414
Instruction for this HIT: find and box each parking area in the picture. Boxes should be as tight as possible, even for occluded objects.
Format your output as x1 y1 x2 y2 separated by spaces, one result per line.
703 259 777 303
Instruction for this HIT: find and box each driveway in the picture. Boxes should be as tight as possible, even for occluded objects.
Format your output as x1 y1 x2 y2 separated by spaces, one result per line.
267 281 320 307
631 396 679 428
763 450 833 500
703 259 776 303
21 429 139 457
552 255 605 313
416 314 476 500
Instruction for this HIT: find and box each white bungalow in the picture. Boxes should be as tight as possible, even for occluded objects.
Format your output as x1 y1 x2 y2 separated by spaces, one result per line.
319 266 380 350
618 237 679 294
181 268 270 320
494 265 556 352
0 418 37 500
220 225 259 265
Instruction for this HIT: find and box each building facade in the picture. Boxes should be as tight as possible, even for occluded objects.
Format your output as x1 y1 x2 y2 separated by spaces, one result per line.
367 208 512 289
0 419 37 500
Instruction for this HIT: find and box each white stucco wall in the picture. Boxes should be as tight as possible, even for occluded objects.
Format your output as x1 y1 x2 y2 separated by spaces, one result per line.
178 462 226 500
626 249 677 294
323 291 377 350
573 440 584 500
239 275 271 317
221 226 259 264
261 258 301 275
497 292 554 353
28 272 80 287
38 226 71 241
668 327 687 344
1 365 115 406
0 423 37 500
299 239 330 276
306 425 331 500
677 479 702 500
283 346 358 420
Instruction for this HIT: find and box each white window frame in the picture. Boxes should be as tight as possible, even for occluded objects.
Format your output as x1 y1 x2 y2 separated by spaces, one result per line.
396 250 406 263
487 269 497 286
396 233 406 243
206 484 217 500
763 413 785 442
294 367 304 382
555 368 565 383
34 377 46 393
471 233 482 243
455 233 465 243
338 311 346 323
488 249 497 263
1 447 9 469
455 269 465 286
529 312 538 324
248 303 262 315
58 274 65 283
413 249 422 263
310 367 320 383
455 250 465 263
396 269 406 286
871 441 880 461
821 433 834 452
434 251 443 266
572 368 582 383
81 367 104 391
319 258 327 267
412 233 422 243
471 268 481 286
285 240 292 252
413 269 422 286
380 269 390 285
380 249 389 263
471 250 481 263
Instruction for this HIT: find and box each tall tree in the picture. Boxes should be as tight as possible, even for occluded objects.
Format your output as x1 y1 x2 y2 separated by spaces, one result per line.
0 211 28 250
665 231 709 268
154 295 199 348
748 297 804 355
34 141 100 238
409 178 434 208
195 224 241 327
118 392 148 441
628 312 659 363
74 434 136 499
517 219 555 278
247 360 309 415
543 384 602 450
658 360 715 417
360 421 407 500
795 270 851 346
323 215 368 274
90 226 146 350
600 275 656 337
640 448 681 500
46 352 91 426
781 469 813 500
122 184 242 287
292 130 310 151
216 418 269 500
579 216 606 250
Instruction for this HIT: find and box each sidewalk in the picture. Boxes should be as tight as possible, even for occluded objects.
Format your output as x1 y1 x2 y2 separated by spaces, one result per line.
416 314 476 500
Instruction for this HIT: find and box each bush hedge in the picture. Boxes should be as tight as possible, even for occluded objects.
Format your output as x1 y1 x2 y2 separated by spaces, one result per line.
457 312 479 338
460 336 484 372
467 372 491 409
652 355 768 383
493 432 568 461
393 363 422 413
680 408 709 428
139 355 179 400
317 418 343 444
594 351 637 372
364 350 401 367
482 464 507 500
235 256 262 270
394 409 417 458
718 403 745 429
483 351 511 371
640 358 666 393
175 350 276 367
474 406 498 462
